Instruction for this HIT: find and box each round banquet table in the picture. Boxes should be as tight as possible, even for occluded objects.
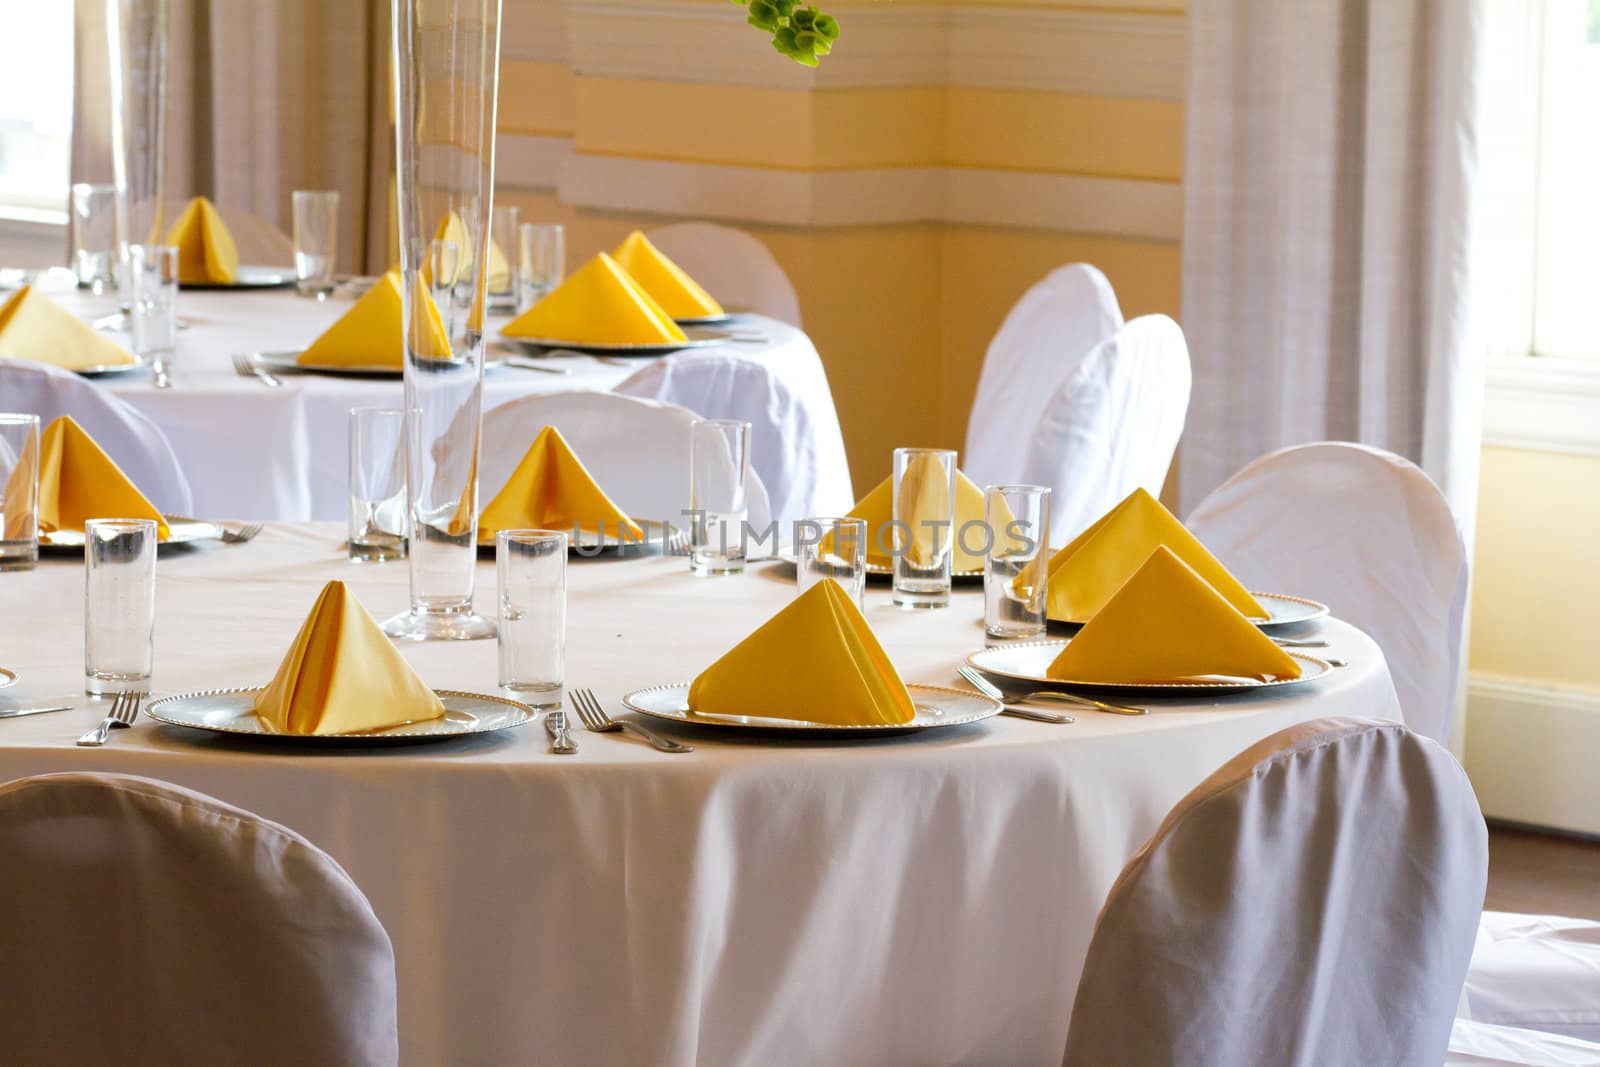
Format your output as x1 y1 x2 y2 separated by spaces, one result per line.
0 526 1401 1066
50 287 834 523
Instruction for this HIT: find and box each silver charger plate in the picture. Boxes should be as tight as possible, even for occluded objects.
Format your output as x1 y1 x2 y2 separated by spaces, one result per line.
477 519 677 555
497 324 730 356
966 641 1330 696
1049 590 1331 630
772 548 985 584
39 516 223 554
74 360 144 378
180 265 295 291
250 346 508 379
146 687 538 744
623 683 1001 737
0 667 17 690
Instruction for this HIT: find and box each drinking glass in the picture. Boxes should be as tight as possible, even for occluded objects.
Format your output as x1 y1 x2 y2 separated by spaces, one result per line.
108 0 168 300
292 189 340 299
892 447 956 609
489 203 519 304
795 517 867 608
383 0 502 642
0 414 41 571
349 408 408 563
516 222 564 313
84 518 158 695
496 530 567 704
688 418 750 576
128 243 178 388
983 485 1051 639
71 183 118 293
429 237 459 339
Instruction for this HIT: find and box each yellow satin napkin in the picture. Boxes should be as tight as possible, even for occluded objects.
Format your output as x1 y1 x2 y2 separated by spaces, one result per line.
1046 487 1267 624
254 580 446 735
298 270 449 368
688 578 916 726
478 425 644 541
609 231 722 319
26 416 169 539
1048 546 1301 683
164 196 239 284
421 210 510 293
503 253 687 346
846 466 991 572
0 286 137 371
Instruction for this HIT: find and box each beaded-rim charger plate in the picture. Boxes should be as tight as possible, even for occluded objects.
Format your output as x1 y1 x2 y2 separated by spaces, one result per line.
250 346 509 379
0 667 17 690
966 641 1330 696
180 265 295 290
1050 591 1330 630
146 687 538 744
497 325 729 356
39 517 222 554
622 683 1001 737
771 549 984 584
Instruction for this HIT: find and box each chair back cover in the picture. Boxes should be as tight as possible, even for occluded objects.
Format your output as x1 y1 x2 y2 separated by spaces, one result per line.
1020 313 1189 545
616 351 852 525
0 773 398 1066
482 390 773 530
1065 718 1488 1067
964 263 1123 491
1186 442 1468 743
646 221 803 326
0 357 194 513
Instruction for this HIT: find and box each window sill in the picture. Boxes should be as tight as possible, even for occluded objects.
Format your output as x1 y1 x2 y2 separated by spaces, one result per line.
1483 355 1600 457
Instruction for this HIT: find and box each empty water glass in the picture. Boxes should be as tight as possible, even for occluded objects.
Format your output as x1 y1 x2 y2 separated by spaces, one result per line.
0 413 41 571
348 407 407 562
892 447 956 609
489 203 519 305
516 222 564 313
430 237 458 336
128 243 178 388
795 517 867 608
292 189 340 299
71 183 117 294
84 518 158 695
496 530 567 705
983 484 1051 639
688 419 751 576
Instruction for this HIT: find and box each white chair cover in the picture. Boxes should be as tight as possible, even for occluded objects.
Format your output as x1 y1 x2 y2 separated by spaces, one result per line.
1020 313 1190 546
1462 911 1600 1042
0 358 194 513
1447 1018 1600 1065
964 263 1123 491
1185 442 1467 744
0 773 398 1066
646 221 802 326
481 390 773 532
1064 718 1488 1067
615 351 852 525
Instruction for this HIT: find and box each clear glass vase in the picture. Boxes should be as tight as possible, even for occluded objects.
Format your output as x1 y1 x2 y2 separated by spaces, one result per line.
383 0 504 642
106 0 169 302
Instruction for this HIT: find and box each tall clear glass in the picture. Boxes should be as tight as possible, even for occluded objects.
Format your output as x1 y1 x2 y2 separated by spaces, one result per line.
383 0 503 642
0 414 41 571
349 407 408 563
688 418 750 576
496 529 566 705
292 190 340 299
795 516 866 608
128 243 178 387
516 222 564 313
982 484 1051 639
72 183 118 293
489 203 519 306
84 518 158 695
892 447 956 609
107 0 168 300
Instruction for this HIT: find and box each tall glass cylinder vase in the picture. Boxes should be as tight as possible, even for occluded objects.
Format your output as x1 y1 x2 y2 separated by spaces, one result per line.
383 0 503 641
106 0 168 301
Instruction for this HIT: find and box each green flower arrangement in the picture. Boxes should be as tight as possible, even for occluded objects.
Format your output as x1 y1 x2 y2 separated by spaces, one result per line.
730 0 841 66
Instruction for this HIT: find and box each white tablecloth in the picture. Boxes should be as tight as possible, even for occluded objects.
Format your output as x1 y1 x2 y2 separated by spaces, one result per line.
0 527 1401 1065
51 289 837 523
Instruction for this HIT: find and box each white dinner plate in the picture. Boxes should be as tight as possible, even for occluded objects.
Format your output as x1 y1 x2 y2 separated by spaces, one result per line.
477 519 679 555
39 516 224 554
622 682 1001 737
0 667 17 690
497 324 730 356
772 548 985 584
249 346 509 379
1049 590 1331 630
146 687 538 744
966 641 1330 695
180 265 295 291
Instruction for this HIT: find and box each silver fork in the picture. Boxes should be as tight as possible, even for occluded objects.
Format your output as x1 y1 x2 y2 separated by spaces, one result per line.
958 665 1149 716
569 688 693 753
220 522 263 544
76 689 143 746
957 666 1074 723
232 352 284 387
666 527 691 557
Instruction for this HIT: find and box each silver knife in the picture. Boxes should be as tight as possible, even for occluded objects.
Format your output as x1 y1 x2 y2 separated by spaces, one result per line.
545 710 577 754
0 705 72 719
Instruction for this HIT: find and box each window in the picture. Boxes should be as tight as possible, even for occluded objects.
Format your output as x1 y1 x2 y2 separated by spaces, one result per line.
0 1 74 222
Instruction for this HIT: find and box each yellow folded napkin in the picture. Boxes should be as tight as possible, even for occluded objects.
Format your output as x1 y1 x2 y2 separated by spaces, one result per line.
688 578 916 726
479 425 644 541
30 416 168 539
421 210 511 293
846 466 990 572
164 196 239 284
503 253 687 346
1048 546 1301 684
609 231 723 319
254 580 446 735
1046 488 1267 624
0 286 137 371
298 270 450 368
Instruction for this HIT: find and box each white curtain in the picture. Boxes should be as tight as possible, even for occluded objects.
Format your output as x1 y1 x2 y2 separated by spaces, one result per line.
1179 0 1489 537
